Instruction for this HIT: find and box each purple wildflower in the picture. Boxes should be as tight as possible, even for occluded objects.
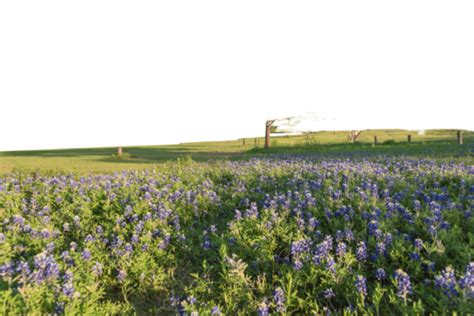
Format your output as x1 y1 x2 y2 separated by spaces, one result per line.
459 262 473 298
414 238 424 250
376 268 387 281
274 287 286 313
336 242 347 258
211 306 221 315
355 275 367 297
257 301 269 316
32 253 60 284
394 269 412 300
435 266 458 298
62 282 75 298
81 249 91 260
356 241 367 262
92 262 103 277
323 288 335 299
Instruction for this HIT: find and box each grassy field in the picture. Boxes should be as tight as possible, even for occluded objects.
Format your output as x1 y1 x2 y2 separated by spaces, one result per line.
0 129 472 175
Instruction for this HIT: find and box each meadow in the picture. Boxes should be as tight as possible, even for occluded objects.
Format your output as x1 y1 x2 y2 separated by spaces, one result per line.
0 129 473 175
0 129 473 315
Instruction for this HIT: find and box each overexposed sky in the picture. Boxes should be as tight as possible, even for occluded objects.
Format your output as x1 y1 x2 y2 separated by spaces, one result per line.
1 1 473 151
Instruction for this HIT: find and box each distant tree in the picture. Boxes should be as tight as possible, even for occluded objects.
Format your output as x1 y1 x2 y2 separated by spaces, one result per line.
348 130 362 143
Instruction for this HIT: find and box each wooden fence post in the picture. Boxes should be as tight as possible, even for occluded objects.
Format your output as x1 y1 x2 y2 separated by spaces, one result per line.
265 121 273 149
407 135 412 143
242 139 246 146
373 136 378 145
117 147 123 158
457 131 463 145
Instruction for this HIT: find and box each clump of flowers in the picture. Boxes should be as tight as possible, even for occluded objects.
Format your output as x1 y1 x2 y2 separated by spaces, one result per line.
355 275 367 297
435 266 458 298
273 287 286 313
394 269 412 301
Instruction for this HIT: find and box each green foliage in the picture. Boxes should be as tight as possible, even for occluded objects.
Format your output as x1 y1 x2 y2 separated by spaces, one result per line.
0 139 473 314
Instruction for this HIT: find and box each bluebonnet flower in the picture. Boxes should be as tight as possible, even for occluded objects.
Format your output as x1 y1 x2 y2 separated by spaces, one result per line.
376 268 387 281
12 215 25 226
40 229 52 239
55 302 65 314
60 250 74 266
313 236 333 265
32 253 60 284
144 212 152 221
63 271 74 282
355 275 367 297
296 218 305 230
46 242 55 253
394 269 412 300
336 242 347 258
158 240 167 250
245 203 259 218
144 191 152 200
326 256 336 274
124 243 133 253
135 221 145 234
118 269 127 283
375 241 386 258
92 262 103 277
210 225 217 234
81 249 92 260
202 239 211 250
70 242 78 252
187 296 197 305
211 306 221 315
293 260 303 270
291 239 311 257
16 261 31 276
414 238 424 250
0 232 5 243
426 261 436 272
345 304 356 313
62 282 75 298
323 288 335 299
169 295 179 307
265 221 273 230
344 228 354 242
368 220 378 236
356 241 367 262
0 262 14 278
308 217 320 230
73 215 80 226
257 301 269 316
409 252 420 261
85 234 95 243
435 266 458 298
274 287 286 313
459 262 473 298
124 205 133 216
131 234 139 244
96 225 103 235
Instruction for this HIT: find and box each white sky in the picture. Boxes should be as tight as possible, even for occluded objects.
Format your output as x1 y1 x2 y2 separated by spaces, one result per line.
1 1 473 151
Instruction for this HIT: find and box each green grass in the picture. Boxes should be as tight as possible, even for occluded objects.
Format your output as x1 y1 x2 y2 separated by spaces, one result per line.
0 129 472 175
